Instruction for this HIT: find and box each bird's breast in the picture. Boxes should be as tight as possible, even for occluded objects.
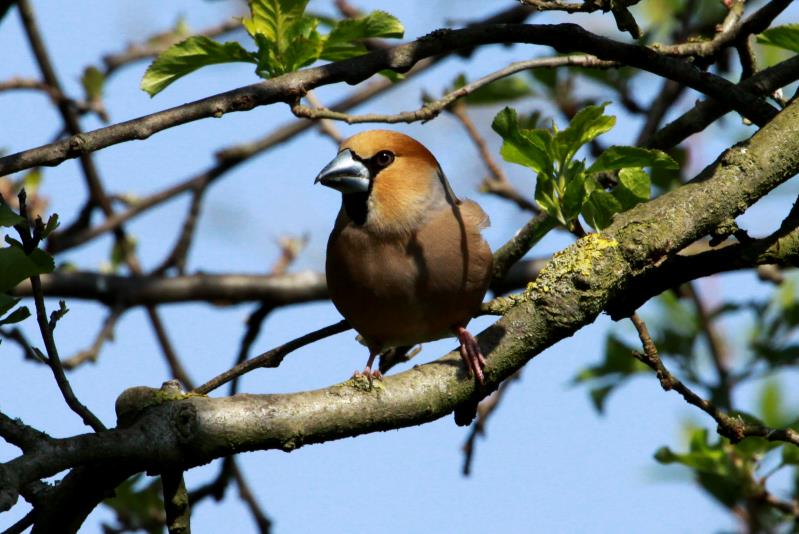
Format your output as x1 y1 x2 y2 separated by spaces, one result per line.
325 205 492 349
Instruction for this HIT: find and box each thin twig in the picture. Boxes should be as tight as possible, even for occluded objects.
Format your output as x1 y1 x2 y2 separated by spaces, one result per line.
491 213 556 284
0 326 46 363
14 194 106 433
231 461 271 534
462 370 522 476
0 411 53 451
1 510 35 534
291 55 618 124
101 18 243 77
61 306 124 370
187 458 271 533
684 282 731 409
18 0 108 228
46 74 418 253
629 313 799 446
148 306 194 390
21 0 195 407
449 101 538 213
305 91 344 144
153 180 209 275
227 236 308 396
193 320 350 395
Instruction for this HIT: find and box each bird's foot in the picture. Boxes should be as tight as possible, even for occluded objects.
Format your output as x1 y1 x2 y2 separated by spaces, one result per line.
455 326 486 385
352 368 383 386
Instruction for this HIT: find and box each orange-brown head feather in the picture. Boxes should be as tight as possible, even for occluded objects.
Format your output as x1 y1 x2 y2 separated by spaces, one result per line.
340 130 458 236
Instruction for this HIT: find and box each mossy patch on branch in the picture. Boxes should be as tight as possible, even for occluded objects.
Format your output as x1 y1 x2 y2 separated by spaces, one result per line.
527 233 620 298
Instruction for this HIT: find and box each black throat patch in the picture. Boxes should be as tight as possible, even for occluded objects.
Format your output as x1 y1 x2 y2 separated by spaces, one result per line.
343 192 369 225
340 150 390 226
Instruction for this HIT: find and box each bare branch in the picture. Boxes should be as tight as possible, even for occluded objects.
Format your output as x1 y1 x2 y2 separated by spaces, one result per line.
102 19 243 77
61 307 123 370
230 462 271 534
629 313 799 446
46 75 420 253
461 370 521 476
13 196 105 433
12 271 328 307
193 320 351 395
162 469 191 534
1 21 780 176
291 55 618 124
0 412 53 452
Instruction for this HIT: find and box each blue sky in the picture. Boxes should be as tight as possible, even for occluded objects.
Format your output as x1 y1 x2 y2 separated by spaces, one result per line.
2 1 798 532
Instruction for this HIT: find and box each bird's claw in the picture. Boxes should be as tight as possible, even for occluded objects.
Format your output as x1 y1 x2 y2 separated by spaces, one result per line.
352 368 383 386
455 327 486 385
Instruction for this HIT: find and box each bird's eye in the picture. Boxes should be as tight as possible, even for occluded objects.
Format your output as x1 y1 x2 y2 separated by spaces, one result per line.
374 150 395 168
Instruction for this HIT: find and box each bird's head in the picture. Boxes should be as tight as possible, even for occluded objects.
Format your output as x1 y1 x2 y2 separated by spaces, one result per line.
315 130 459 235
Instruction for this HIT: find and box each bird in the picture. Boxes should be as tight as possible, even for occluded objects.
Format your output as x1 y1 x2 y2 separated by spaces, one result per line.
315 129 493 384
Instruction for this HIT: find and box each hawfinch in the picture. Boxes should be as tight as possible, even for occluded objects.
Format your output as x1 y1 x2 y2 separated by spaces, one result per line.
316 130 493 384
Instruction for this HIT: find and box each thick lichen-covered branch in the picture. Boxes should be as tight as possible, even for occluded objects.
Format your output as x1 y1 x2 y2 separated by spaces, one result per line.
2 99 799 507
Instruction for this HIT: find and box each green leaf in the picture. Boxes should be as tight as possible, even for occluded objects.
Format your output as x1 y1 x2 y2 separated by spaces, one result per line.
22 168 42 195
321 11 404 61
655 429 730 476
110 236 138 273
757 24 799 54
378 69 404 82
492 107 552 174
276 17 324 74
613 167 650 209
783 442 799 465
651 147 685 191
529 67 558 89
555 103 615 161
575 334 644 383
0 247 55 292
0 294 20 316
0 306 30 326
759 380 786 428
535 172 561 222
561 162 588 221
582 190 622 230
102 474 164 534
588 145 678 174
589 384 615 414
81 66 105 102
41 214 60 239
141 36 256 96
0 203 24 227
243 0 309 43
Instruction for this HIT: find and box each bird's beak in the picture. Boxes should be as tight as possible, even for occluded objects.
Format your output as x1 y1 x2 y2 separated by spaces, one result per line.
314 149 370 194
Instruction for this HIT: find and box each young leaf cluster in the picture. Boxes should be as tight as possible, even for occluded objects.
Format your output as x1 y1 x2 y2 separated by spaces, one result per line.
141 0 404 96
492 104 678 231
0 200 57 329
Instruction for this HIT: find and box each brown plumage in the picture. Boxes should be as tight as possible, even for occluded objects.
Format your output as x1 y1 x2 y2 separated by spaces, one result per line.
315 130 493 383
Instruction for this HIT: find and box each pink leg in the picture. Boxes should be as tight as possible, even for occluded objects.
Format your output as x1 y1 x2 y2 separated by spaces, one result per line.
454 326 486 384
352 348 383 384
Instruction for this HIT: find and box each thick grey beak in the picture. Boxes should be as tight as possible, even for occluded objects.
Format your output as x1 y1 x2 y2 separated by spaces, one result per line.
314 149 370 194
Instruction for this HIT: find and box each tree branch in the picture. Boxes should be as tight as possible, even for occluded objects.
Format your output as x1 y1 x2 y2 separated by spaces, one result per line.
3 97 799 506
647 54 799 150
0 21 780 176
291 55 618 124
13 195 106 434
11 271 328 306
629 313 799 446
